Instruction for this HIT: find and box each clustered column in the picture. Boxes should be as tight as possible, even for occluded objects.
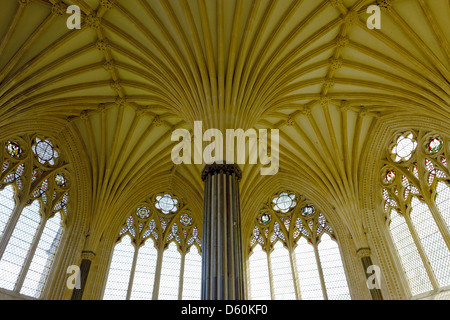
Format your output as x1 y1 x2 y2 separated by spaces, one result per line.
201 164 245 300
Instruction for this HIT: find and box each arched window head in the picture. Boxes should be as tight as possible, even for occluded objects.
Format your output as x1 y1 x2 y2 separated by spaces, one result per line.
106 196 201 300
272 191 297 213
248 191 349 300
0 135 70 299
382 130 450 297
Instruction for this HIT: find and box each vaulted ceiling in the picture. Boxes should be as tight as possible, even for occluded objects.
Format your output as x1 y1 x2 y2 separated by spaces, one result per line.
0 0 449 249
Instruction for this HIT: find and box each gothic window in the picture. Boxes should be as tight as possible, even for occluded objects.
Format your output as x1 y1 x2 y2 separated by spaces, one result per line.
248 192 350 300
103 195 201 300
0 136 69 298
382 130 450 297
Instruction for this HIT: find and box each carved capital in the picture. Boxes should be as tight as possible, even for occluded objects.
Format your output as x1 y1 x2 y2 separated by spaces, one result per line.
201 164 242 182
81 250 96 261
356 247 371 259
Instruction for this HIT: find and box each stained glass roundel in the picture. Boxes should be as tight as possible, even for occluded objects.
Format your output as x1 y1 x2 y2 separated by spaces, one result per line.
6 141 22 158
301 205 315 217
155 194 178 214
180 213 193 226
427 137 443 153
32 138 59 165
384 170 396 184
392 133 417 162
137 207 150 219
272 192 297 213
258 212 271 225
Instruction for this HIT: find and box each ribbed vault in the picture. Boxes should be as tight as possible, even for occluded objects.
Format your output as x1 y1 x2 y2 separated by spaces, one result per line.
0 0 449 252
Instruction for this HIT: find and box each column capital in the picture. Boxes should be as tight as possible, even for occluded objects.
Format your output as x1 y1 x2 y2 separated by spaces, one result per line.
201 163 242 182
81 250 96 261
356 247 371 259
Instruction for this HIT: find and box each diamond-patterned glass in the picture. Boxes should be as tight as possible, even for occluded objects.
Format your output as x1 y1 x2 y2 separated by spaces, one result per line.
410 197 450 288
0 185 15 238
295 237 323 300
249 245 271 300
158 242 181 300
182 246 202 300
318 233 351 300
389 209 433 296
0 201 41 291
20 213 63 298
435 182 450 230
103 235 135 300
271 241 295 300
130 238 157 300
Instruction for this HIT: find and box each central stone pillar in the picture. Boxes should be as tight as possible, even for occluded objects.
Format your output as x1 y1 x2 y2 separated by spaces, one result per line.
201 164 245 300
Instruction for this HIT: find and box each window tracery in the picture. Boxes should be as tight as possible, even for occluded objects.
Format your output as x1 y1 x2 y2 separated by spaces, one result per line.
381 130 450 297
0 135 70 298
248 191 350 300
104 193 202 300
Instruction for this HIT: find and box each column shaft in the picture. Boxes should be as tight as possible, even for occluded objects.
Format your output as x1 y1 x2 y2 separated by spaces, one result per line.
201 164 245 300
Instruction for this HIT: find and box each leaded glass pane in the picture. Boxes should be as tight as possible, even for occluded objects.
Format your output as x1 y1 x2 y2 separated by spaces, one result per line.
410 197 450 288
103 235 135 300
0 201 41 291
0 185 15 238
389 209 433 296
295 237 323 300
249 245 271 300
271 241 295 300
159 242 181 300
182 245 202 300
20 213 63 298
435 182 450 230
130 238 157 300
318 233 351 300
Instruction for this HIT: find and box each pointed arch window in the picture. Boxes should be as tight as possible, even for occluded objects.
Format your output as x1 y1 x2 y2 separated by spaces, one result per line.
382 131 450 297
103 194 202 300
0 136 70 298
248 191 350 300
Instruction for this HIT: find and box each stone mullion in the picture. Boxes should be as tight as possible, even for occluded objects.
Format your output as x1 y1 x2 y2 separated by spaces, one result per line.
312 241 328 300
288 247 302 300
178 251 186 300
403 213 440 291
151 245 164 300
125 244 140 300
266 249 275 300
